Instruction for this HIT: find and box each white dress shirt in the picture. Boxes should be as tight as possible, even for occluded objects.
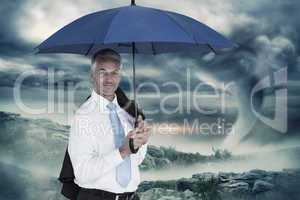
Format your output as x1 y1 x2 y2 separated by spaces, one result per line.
68 90 148 193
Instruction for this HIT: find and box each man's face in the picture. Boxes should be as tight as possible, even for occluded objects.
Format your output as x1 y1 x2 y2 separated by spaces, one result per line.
91 58 121 96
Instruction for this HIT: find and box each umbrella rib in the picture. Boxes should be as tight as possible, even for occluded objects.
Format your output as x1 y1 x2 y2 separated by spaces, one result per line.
163 11 197 44
103 7 127 43
85 43 94 56
85 8 123 55
151 42 156 55
207 44 217 54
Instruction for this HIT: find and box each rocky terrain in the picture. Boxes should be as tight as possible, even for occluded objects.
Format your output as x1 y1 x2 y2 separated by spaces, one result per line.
1 111 300 199
0 111 232 171
1 159 299 200
137 168 300 200
141 145 232 170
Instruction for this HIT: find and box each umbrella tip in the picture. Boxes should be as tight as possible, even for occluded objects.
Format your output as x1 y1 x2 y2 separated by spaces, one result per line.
131 0 136 5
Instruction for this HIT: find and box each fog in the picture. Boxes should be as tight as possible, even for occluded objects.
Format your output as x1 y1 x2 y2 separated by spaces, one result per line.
141 143 300 181
1 85 299 183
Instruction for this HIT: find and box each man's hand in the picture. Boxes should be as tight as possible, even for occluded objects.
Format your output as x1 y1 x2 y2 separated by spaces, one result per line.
119 131 136 158
131 115 151 149
119 115 151 158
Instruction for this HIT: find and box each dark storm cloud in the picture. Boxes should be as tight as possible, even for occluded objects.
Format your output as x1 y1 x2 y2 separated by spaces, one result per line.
0 0 299 127
161 0 300 140
0 53 90 88
0 0 35 57
230 1 300 135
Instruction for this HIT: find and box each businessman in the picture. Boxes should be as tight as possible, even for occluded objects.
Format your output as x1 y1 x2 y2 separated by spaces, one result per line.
67 48 150 200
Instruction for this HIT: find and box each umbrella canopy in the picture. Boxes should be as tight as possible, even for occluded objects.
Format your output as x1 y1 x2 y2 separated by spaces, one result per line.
35 1 235 55
35 0 236 126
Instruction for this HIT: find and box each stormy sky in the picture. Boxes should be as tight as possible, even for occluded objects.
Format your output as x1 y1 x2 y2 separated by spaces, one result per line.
2 2 300 200
0 0 300 147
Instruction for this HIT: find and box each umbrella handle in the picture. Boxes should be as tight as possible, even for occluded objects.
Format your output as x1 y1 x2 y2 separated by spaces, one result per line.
129 119 140 153
129 138 139 153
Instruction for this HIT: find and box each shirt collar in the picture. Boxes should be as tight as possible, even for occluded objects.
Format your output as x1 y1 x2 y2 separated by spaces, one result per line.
91 89 120 112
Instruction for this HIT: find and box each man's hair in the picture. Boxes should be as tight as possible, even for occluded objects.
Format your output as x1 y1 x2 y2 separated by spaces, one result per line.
91 48 121 72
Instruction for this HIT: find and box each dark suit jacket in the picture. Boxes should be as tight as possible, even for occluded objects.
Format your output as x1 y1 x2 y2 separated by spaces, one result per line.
58 87 145 200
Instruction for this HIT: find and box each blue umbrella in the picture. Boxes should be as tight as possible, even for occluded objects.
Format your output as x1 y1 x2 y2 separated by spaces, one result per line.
35 0 236 123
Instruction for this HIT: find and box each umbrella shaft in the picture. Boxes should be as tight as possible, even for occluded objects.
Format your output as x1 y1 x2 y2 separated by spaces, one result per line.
132 42 138 127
